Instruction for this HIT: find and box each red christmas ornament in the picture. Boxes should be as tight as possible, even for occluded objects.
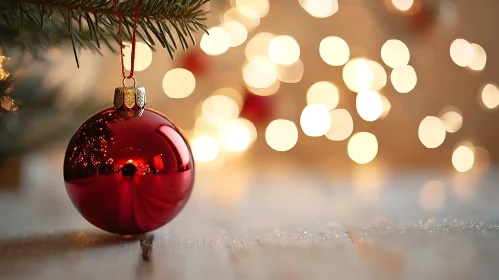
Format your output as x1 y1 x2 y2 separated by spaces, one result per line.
64 85 194 235
240 91 273 125
182 50 208 76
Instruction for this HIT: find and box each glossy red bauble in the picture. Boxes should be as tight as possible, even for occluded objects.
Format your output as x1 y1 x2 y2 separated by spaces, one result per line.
64 108 194 235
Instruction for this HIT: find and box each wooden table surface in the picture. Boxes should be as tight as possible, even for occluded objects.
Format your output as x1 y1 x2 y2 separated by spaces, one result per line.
1 150 499 280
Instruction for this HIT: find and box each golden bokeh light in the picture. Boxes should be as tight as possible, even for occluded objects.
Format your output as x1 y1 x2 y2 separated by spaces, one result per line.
348 132 378 164
238 118 258 142
300 0 339 18
223 7 260 30
266 119 299 151
212 87 244 107
243 58 278 89
277 59 304 83
218 118 257 152
194 116 219 135
319 36 350 66
247 79 281 96
221 20 248 47
162 68 196 98
325 109 354 141
268 35 301 65
380 95 391 118
245 32 275 61
418 116 446 148
391 0 414 11
419 180 446 211
236 0 269 18
191 136 220 162
481 83 499 109
343 58 374 92
202 95 240 125
123 42 152 71
368 60 388 91
356 90 383 122
306 81 339 110
200 26 231 56
439 110 462 133
390 65 417 93
452 145 475 173
300 104 332 137
468 43 487 71
381 39 410 69
450 38 473 67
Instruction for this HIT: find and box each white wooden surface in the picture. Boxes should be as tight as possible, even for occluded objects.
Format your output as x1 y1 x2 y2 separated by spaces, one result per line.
1 149 499 279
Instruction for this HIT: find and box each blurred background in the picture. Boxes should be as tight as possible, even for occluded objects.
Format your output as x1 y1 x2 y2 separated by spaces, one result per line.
2 0 495 196
2 0 499 278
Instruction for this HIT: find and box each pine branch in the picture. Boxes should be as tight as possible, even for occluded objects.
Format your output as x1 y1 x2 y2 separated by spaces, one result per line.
0 0 210 67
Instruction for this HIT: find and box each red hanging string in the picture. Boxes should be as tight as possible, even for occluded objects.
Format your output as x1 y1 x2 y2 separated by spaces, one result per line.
112 0 144 79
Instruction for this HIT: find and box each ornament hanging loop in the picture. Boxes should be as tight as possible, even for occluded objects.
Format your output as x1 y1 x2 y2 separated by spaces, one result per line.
123 76 137 87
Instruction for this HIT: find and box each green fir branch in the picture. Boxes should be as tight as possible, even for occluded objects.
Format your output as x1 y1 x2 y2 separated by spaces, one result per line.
0 0 210 67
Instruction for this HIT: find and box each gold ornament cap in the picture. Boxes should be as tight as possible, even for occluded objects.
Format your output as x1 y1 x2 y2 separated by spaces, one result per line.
114 77 146 117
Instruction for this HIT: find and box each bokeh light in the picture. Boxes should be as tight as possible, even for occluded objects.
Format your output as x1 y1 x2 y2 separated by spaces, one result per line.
218 118 256 152
245 32 275 61
325 109 353 141
212 87 244 107
300 0 339 18
468 43 487 71
236 0 269 18
439 110 462 133
320 36 350 66
277 59 304 83
348 132 378 164
380 95 391 118
381 39 410 69
452 145 475 172
419 180 446 211
418 116 446 148
391 0 414 11
390 65 417 93
200 26 231 56
266 119 299 151
123 42 152 71
368 60 388 91
356 90 383 122
223 7 260 30
300 104 332 137
481 83 499 109
243 58 278 89
268 35 301 65
194 115 219 135
306 81 339 110
450 39 473 67
202 95 240 125
162 68 196 98
247 79 281 96
221 20 248 47
343 58 374 92
191 136 220 162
